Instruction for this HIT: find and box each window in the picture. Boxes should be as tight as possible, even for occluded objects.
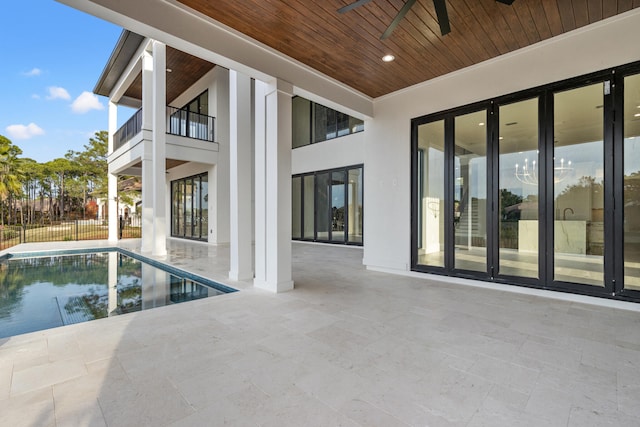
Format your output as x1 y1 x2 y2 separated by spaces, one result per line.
292 165 363 245
292 97 364 148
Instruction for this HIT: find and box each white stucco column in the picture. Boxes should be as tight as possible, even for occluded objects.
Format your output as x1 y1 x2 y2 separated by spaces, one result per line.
140 49 154 253
107 99 118 243
254 79 294 292
229 70 253 281
151 41 167 256
210 67 230 244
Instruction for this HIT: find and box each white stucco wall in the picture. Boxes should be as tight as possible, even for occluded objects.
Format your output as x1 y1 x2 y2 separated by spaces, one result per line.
291 131 365 175
363 9 640 272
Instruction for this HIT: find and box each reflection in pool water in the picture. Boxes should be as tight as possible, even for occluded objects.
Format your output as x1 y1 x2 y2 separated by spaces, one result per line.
0 251 233 338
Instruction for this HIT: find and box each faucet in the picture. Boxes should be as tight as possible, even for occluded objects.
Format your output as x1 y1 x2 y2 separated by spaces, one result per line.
563 207 574 220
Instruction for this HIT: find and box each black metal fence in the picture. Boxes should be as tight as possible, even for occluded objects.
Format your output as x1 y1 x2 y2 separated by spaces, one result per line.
0 217 141 251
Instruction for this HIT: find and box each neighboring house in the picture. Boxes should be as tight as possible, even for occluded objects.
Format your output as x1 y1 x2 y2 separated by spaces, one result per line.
70 0 640 302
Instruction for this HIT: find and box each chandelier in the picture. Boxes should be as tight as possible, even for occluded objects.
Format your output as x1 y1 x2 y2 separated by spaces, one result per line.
515 158 572 185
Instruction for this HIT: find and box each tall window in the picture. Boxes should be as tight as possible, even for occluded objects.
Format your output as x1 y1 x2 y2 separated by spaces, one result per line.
168 90 212 141
171 173 208 241
292 165 363 245
292 97 364 148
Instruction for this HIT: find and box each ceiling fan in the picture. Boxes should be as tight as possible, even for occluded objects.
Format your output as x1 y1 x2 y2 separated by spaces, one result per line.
338 0 516 39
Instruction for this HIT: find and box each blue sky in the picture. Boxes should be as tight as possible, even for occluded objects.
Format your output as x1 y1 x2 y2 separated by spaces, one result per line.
1 0 121 162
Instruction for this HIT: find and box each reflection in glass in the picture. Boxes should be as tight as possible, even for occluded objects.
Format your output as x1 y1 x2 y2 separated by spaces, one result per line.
624 74 640 290
316 172 330 240
303 175 315 239
553 83 604 286
184 178 193 238
201 175 208 240
416 120 445 267
499 98 539 278
292 176 302 239
348 167 363 243
454 110 487 272
331 171 346 242
292 97 311 148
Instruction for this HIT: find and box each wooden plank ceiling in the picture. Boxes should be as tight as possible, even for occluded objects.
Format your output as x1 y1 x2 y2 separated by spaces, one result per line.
175 0 639 98
124 47 215 105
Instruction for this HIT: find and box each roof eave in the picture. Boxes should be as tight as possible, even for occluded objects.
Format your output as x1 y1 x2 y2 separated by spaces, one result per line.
93 29 145 97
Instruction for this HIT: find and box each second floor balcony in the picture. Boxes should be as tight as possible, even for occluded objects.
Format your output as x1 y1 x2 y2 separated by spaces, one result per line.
114 106 216 152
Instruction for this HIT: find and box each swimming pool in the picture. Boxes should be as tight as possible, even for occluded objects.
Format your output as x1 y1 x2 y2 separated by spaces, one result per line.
0 248 236 338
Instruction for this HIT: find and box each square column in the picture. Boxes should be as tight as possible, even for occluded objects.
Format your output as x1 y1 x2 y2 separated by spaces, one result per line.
254 79 294 292
107 100 118 243
151 41 167 256
140 50 154 253
210 67 230 244
229 70 253 281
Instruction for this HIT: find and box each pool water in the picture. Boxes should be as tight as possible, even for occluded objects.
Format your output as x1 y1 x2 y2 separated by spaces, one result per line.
0 250 234 338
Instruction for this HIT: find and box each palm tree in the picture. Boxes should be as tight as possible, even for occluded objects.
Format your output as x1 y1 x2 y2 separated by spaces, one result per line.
0 136 23 225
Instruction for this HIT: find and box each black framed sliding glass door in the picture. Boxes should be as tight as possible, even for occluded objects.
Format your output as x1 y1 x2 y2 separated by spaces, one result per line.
622 71 640 295
411 62 640 302
292 165 363 245
171 172 208 241
551 83 605 288
453 110 488 273
496 97 540 280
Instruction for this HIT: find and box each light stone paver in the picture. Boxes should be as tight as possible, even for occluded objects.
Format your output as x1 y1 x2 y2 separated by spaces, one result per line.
0 238 639 426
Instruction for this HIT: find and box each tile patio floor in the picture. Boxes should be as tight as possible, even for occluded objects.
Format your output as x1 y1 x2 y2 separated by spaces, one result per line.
1 239 640 426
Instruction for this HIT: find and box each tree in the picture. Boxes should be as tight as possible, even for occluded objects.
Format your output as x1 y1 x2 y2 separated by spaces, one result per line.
0 136 23 225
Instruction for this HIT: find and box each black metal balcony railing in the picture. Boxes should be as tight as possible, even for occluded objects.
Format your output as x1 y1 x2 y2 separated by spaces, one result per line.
167 106 215 142
112 107 216 152
114 108 143 152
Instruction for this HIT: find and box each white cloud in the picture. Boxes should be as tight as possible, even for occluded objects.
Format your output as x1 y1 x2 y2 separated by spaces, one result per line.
5 123 45 140
23 68 42 77
71 91 104 114
47 86 71 101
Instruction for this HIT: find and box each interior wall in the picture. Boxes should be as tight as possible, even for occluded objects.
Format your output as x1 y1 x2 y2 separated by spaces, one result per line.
364 9 640 272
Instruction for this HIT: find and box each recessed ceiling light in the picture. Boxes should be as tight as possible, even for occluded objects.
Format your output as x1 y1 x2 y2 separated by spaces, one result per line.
499 136 504 140
478 122 485 126
166 68 173 73
382 54 395 62
635 113 640 117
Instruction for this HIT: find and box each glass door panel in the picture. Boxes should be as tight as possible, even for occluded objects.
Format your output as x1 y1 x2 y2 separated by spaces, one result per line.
200 175 208 241
316 172 330 240
347 167 363 244
498 98 539 278
331 171 346 242
303 175 315 239
454 111 487 272
292 176 302 239
553 83 604 286
416 120 445 267
624 74 640 290
184 178 193 238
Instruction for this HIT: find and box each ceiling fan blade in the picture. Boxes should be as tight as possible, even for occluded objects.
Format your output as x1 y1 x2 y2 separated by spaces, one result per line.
433 0 451 36
338 0 374 14
380 0 417 40
495 0 515 4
